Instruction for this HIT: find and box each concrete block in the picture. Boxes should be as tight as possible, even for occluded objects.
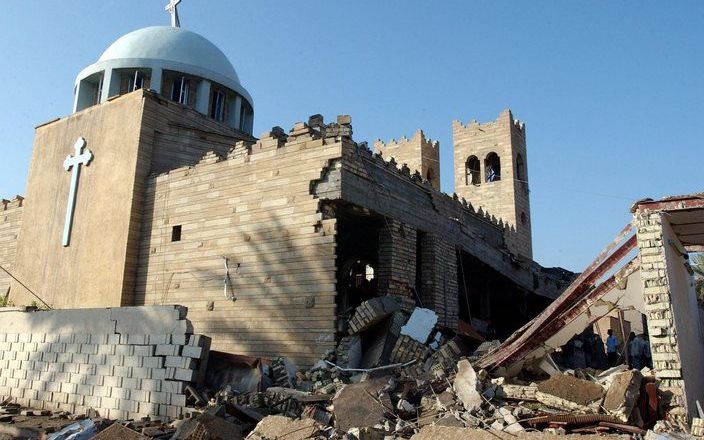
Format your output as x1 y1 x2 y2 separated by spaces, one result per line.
169 393 186 407
64 343 79 353
139 401 159 415
88 354 106 365
57 352 73 364
110 386 130 400
108 408 129 420
115 345 133 356
18 333 31 342
85 375 103 386
149 391 168 404
107 334 120 345
118 399 139 413
148 334 169 345
150 368 167 380
162 381 185 394
50 342 66 353
131 389 150 403
97 344 115 355
24 342 37 352
170 334 187 345
61 382 77 394
6 334 18 343
105 355 123 366
90 334 108 345
141 379 161 392
67 393 84 405
12 369 27 380
76 384 93 395
30 333 45 343
83 395 101 408
181 345 203 359
53 391 69 404
69 373 84 385
123 355 142 368
134 345 155 357
45 334 59 343
174 368 195 382
95 364 113 376
93 385 111 397
122 377 140 390
155 344 180 356
15 351 29 361
41 352 57 363
101 396 119 410
73 353 89 364
113 365 131 377
131 367 151 379
73 334 90 344
47 362 63 373
143 356 164 368
79 363 96 375
127 334 148 345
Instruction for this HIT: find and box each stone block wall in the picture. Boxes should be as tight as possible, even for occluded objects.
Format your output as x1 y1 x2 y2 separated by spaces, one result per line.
0 306 209 421
374 130 440 191
135 122 341 366
636 211 704 420
0 196 23 297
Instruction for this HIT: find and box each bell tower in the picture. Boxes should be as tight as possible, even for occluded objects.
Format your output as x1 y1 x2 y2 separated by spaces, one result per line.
453 109 532 258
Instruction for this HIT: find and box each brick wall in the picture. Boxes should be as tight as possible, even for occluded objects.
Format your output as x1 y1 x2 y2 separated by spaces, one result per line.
0 197 23 297
378 218 417 312
636 211 704 420
419 233 459 329
0 306 209 421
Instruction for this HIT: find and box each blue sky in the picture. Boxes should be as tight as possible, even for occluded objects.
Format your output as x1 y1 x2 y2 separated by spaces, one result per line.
0 1 702 271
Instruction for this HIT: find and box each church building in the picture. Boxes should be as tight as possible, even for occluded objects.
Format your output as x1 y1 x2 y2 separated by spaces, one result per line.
0 5 571 366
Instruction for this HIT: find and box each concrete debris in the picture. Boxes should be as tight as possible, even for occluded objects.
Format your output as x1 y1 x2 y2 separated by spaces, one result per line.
245 415 320 440
603 369 643 422
400 308 438 343
453 359 484 412
0 297 683 439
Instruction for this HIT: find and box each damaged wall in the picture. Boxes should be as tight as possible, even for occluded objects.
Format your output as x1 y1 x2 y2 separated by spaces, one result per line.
0 305 209 421
135 123 342 366
637 211 704 420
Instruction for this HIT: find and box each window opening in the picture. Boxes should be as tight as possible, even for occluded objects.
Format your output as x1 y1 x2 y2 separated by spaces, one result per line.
516 154 525 181
485 153 501 182
466 156 480 185
171 225 182 242
210 90 226 122
171 76 190 104
133 71 144 92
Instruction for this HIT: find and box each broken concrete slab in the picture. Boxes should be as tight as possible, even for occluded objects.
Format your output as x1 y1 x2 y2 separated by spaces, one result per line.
537 374 604 407
93 422 149 440
400 308 438 343
453 359 484 412
172 413 243 440
603 369 643 422
245 415 320 440
332 378 393 432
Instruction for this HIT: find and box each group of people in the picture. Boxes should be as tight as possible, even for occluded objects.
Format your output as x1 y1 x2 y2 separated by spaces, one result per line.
605 329 652 369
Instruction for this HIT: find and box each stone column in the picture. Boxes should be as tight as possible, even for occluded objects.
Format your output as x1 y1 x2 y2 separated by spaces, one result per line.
377 219 417 312
419 233 459 329
195 80 211 115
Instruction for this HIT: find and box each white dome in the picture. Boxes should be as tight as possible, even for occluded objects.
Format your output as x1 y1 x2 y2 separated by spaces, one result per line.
98 26 241 86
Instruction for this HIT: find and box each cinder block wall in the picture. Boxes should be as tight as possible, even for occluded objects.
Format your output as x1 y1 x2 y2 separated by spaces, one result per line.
0 197 23 297
0 305 209 421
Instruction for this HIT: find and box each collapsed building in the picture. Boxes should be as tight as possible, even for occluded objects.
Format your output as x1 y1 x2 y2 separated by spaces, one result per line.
2 6 703 433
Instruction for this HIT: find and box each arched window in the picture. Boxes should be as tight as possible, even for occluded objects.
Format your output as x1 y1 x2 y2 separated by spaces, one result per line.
485 153 501 182
516 154 525 181
465 156 480 186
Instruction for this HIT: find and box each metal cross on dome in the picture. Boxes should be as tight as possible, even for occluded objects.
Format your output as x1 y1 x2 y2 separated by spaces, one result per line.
165 0 182 28
62 137 93 247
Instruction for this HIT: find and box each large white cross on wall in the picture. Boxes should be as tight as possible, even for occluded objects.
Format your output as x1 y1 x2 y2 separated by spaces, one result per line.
165 0 181 28
62 137 93 247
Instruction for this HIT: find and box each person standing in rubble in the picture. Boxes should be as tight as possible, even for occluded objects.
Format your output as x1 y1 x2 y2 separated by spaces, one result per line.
639 333 652 369
606 329 619 367
627 331 642 370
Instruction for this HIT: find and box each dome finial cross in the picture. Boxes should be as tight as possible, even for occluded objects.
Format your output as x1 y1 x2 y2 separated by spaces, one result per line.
165 0 182 28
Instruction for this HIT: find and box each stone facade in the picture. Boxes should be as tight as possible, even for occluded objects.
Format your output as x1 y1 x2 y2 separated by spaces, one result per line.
2 89 561 366
375 130 440 191
0 197 23 297
453 109 532 259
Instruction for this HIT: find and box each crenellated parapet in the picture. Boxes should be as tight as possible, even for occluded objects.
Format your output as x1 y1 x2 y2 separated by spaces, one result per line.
374 129 441 191
1 195 24 211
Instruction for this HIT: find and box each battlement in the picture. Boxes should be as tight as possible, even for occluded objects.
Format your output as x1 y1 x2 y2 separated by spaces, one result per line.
373 129 441 190
1 196 24 210
452 108 525 134
374 129 439 152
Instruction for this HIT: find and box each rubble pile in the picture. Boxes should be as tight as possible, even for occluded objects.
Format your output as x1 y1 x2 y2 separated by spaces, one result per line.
0 297 700 439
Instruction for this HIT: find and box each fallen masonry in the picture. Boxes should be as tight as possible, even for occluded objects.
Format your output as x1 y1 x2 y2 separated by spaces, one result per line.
2 290 703 439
